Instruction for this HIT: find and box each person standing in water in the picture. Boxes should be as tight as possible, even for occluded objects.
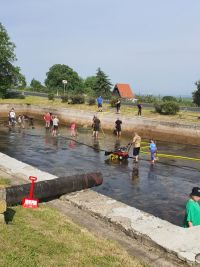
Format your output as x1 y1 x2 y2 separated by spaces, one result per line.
43 112 51 128
9 108 16 125
70 122 77 137
115 118 122 138
149 139 157 164
132 132 141 162
52 115 59 136
18 115 25 129
183 187 200 227
92 116 101 138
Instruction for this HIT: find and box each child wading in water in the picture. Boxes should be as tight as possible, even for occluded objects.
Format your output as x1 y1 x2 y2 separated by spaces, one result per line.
70 122 77 137
183 187 200 227
149 140 157 164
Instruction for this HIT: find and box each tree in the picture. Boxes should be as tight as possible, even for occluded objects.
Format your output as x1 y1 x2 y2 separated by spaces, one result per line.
30 78 43 91
45 64 83 95
83 76 97 95
0 23 18 96
14 67 27 89
162 96 177 102
193 81 200 106
93 68 112 98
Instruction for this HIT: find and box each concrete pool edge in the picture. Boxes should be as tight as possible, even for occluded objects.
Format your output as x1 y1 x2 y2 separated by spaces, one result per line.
61 190 200 266
0 151 199 265
1 103 200 144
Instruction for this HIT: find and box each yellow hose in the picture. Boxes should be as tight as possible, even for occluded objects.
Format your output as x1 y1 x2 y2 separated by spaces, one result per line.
141 151 200 162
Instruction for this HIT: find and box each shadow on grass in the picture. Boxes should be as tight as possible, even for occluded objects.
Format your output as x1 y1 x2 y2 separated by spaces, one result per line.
5 208 16 224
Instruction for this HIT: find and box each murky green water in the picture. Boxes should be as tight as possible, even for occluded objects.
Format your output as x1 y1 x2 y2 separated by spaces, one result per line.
0 121 199 226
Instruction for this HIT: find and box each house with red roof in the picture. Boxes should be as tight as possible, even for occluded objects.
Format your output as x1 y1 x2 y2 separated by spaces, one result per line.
112 83 134 99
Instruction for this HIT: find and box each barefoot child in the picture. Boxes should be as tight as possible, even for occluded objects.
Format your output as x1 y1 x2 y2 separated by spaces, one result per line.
149 139 157 164
70 122 77 137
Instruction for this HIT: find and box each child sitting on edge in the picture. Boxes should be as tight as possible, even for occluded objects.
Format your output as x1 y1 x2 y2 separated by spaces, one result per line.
149 139 157 164
70 122 77 137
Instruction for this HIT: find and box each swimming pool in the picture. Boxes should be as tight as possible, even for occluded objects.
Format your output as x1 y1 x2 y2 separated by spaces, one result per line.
0 122 199 226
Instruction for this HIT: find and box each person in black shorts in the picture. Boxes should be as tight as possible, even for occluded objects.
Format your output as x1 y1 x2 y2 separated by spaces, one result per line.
92 116 101 138
115 118 122 138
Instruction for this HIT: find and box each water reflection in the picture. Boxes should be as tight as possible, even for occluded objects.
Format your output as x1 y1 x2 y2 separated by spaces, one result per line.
68 140 76 149
114 139 121 151
93 139 100 152
148 164 157 180
131 165 139 185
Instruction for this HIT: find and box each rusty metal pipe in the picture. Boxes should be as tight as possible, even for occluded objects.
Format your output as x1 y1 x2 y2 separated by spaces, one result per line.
6 172 103 205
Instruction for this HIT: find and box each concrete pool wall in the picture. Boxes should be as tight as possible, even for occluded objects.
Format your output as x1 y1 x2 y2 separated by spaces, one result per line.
1 103 200 145
0 152 199 266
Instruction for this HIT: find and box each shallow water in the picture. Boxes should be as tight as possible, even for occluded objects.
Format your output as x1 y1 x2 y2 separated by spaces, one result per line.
0 122 199 226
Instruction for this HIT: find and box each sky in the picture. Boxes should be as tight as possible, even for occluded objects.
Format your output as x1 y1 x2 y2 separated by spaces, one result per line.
1 0 200 96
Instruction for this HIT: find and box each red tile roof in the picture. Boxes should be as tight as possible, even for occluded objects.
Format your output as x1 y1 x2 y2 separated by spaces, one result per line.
113 84 134 99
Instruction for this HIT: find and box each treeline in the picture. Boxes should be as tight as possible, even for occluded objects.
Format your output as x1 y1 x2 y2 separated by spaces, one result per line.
28 65 112 98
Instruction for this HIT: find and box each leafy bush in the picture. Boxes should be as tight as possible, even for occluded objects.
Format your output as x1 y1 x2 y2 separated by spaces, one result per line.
70 95 85 104
154 102 162 113
154 101 180 115
88 97 96 105
4 91 25 99
18 95 25 99
61 95 68 103
162 96 177 102
162 101 180 115
109 97 118 107
48 93 55 101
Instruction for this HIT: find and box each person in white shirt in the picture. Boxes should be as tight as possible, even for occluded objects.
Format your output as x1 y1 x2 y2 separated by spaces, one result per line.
9 108 16 125
52 115 59 136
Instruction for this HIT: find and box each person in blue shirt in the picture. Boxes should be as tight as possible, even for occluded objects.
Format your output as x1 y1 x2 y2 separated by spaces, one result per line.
149 140 157 164
96 96 103 112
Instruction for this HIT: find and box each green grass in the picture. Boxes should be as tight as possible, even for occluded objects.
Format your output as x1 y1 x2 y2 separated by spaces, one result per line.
0 96 199 124
0 205 146 267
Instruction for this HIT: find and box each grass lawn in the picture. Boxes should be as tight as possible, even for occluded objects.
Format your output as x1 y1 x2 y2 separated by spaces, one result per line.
0 96 199 124
0 205 147 267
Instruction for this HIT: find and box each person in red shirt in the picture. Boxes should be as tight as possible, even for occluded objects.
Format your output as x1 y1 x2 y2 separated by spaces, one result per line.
43 112 51 128
70 122 77 137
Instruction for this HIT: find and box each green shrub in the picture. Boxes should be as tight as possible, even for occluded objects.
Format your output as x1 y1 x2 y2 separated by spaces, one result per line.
61 95 68 103
70 95 85 104
154 102 162 113
48 93 55 101
162 96 177 102
88 97 96 105
109 97 118 107
154 101 180 115
161 101 180 115
4 91 25 99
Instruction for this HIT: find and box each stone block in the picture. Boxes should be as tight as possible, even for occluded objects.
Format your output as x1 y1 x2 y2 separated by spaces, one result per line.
0 200 6 213
0 188 6 200
0 213 5 224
